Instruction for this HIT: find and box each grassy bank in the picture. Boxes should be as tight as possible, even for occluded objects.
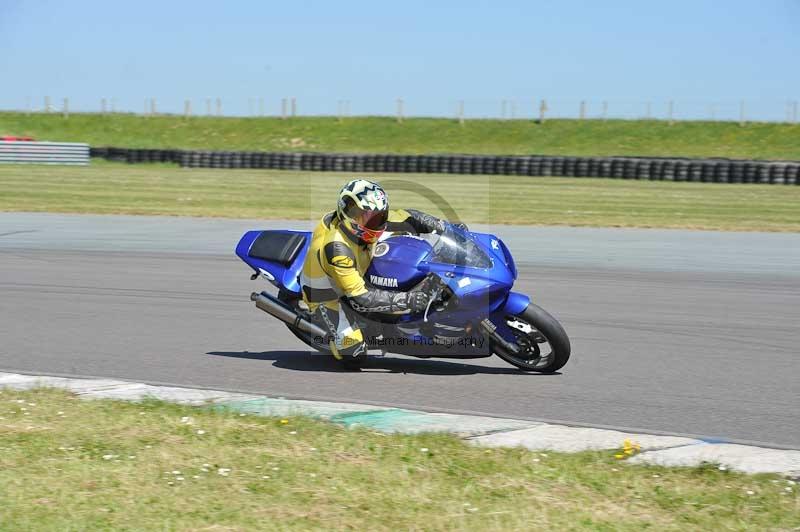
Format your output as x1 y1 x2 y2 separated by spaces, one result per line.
1 163 799 231
1 388 797 530
2 112 800 160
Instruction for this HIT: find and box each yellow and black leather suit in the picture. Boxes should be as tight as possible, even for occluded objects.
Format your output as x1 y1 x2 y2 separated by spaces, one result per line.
300 208 444 359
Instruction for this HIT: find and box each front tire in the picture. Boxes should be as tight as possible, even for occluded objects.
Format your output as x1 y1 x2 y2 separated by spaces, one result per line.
493 304 571 373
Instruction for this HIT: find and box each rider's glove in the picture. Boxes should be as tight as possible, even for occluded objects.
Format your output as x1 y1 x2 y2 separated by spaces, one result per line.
349 274 440 314
404 273 441 313
405 291 431 313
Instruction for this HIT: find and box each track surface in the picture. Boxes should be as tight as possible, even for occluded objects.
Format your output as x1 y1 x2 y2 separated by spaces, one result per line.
1 213 799 447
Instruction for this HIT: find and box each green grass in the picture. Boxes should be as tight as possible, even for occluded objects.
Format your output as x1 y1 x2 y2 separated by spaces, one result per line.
1 162 799 231
3 112 800 159
1 388 797 531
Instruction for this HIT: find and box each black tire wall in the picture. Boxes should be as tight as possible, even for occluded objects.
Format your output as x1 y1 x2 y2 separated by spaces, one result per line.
88 147 800 185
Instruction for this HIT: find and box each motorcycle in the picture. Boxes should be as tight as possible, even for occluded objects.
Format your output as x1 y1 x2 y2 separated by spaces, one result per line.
235 223 570 372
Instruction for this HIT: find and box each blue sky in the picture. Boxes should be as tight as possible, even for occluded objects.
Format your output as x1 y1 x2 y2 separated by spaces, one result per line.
1 0 798 120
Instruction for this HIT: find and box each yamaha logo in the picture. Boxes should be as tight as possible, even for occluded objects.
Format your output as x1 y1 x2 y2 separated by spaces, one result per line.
373 242 390 257
370 274 398 288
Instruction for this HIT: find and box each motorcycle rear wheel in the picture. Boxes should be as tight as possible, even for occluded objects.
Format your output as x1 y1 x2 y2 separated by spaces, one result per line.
493 304 571 373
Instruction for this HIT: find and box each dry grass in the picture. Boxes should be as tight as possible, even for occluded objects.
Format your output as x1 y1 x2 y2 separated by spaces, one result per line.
1 163 799 231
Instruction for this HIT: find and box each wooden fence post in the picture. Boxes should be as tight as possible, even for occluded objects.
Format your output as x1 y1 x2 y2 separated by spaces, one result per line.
216 98 222 116
45 96 51 113
539 99 547 123
62 98 69 118
184 99 192 117
579 100 586 120
291 97 296 117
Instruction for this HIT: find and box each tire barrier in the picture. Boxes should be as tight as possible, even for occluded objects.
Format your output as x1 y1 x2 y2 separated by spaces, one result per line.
88 147 800 185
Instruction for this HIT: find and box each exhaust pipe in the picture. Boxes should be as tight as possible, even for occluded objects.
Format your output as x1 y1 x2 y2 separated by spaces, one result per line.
250 292 329 339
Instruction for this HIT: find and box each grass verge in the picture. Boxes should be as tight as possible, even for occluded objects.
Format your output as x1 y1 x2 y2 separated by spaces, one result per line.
1 162 799 231
2 112 800 160
1 388 797 530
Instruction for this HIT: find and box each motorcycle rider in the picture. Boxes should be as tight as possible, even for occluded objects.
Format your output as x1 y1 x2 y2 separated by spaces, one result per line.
300 179 451 366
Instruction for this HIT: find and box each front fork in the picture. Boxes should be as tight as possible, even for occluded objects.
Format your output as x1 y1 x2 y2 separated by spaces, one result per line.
479 318 521 354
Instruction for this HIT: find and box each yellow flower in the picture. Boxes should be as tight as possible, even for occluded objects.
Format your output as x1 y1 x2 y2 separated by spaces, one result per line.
280 419 289 425
614 453 625 459
621 439 641 455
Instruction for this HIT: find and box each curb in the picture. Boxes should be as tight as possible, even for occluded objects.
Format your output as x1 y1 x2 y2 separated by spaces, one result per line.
2 372 798 476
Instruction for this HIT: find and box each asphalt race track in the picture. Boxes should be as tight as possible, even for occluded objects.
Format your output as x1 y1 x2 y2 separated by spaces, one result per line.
1 213 799 448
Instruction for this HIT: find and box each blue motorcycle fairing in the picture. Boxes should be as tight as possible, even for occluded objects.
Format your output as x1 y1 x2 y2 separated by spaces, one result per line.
365 236 431 290
417 261 510 315
235 230 311 294
473 233 517 280
367 231 515 315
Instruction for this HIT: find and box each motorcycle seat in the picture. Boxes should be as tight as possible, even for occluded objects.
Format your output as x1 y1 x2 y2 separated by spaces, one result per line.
248 231 307 266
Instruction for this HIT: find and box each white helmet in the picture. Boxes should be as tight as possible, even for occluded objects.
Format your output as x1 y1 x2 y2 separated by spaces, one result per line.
336 179 389 244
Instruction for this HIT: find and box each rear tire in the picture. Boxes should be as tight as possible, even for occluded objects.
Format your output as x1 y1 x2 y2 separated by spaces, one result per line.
493 304 571 373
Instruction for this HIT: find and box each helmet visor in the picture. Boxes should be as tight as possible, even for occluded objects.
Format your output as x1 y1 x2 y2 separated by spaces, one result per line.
358 208 389 230
343 199 388 231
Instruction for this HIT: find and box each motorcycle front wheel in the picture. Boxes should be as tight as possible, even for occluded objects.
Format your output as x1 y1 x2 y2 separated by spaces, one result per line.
493 304 571 373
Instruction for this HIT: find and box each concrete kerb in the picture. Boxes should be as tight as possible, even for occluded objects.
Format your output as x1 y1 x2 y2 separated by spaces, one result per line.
2 372 798 477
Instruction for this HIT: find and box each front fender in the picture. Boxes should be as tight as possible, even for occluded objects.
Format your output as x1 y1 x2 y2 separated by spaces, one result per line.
500 291 530 316
486 291 532 344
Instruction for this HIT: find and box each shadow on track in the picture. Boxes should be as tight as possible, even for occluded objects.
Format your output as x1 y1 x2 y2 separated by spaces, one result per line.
206 350 558 376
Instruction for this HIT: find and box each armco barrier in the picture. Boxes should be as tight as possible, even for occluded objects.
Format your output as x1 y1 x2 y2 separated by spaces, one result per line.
87 147 800 185
2 141 90 165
